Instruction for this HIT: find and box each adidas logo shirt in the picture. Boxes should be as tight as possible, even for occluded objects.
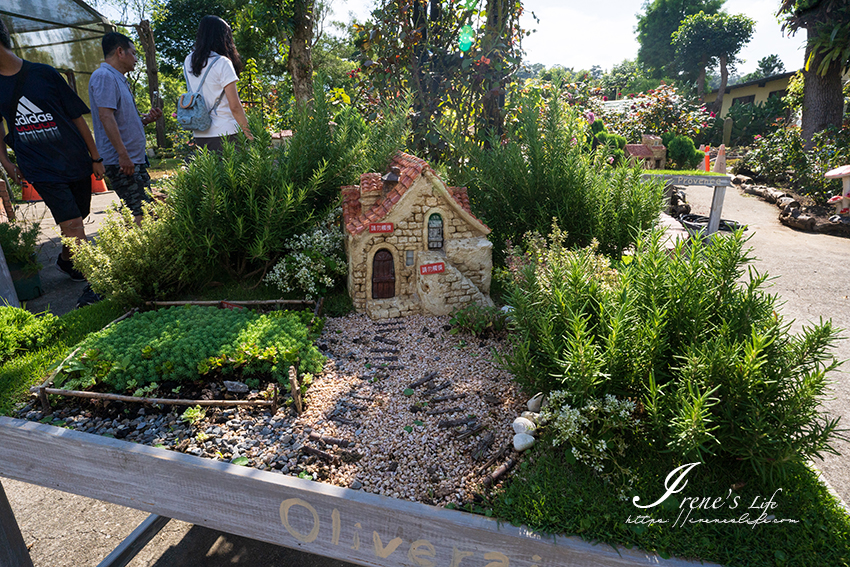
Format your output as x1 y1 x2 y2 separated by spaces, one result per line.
0 62 92 184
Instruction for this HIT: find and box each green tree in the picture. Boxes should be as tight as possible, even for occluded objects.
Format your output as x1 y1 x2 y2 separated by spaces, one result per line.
672 11 754 113
152 0 319 106
779 0 850 146
635 0 725 79
601 59 657 98
353 0 526 160
742 54 785 82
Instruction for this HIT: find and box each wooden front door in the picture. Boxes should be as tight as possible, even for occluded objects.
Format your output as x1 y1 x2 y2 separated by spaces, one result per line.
372 249 395 299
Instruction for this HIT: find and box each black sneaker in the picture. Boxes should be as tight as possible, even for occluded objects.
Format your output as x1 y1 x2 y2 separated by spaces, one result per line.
76 284 104 308
56 254 86 282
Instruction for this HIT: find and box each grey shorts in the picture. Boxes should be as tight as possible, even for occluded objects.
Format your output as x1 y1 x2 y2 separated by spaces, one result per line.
104 163 153 216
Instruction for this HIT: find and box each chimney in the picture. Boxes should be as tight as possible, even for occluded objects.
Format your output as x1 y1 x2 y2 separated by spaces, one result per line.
381 166 401 197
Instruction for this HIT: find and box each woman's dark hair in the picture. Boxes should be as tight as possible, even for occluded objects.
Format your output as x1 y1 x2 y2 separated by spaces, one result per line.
191 15 243 77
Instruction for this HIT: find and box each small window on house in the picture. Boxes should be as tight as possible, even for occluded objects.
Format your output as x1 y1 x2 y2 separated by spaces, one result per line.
428 214 443 250
768 89 786 99
406 250 414 266
732 95 756 107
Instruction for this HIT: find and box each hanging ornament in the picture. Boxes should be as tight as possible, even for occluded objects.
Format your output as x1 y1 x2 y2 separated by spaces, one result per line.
459 38 472 52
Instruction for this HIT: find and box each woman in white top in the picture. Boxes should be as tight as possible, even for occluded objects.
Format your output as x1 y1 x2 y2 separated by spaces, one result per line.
183 15 254 152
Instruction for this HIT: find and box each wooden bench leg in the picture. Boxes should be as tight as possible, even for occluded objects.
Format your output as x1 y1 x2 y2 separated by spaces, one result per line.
97 513 170 567
0 479 34 567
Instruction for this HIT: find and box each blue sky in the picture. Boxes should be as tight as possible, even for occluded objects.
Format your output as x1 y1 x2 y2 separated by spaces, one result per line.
331 0 807 75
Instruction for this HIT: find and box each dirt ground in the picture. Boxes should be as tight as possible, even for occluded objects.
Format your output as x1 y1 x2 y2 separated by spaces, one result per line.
4 183 850 566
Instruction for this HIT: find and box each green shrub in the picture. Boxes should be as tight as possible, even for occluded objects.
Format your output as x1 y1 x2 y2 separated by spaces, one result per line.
69 203 189 306
70 88 409 304
448 303 508 338
0 306 63 363
665 134 704 170
501 226 843 481
600 84 710 142
0 220 41 274
263 209 347 300
734 122 850 204
452 87 664 261
55 306 324 395
700 95 785 147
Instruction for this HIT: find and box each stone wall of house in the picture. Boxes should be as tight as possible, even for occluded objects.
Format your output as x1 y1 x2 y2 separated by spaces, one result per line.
346 174 492 318
416 251 493 316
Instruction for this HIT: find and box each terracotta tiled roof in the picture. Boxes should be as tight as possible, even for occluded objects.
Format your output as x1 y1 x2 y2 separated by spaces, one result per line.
342 152 488 235
360 173 382 193
625 144 654 158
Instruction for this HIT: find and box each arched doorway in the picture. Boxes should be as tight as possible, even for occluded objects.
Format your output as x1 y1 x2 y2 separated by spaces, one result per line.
372 249 395 299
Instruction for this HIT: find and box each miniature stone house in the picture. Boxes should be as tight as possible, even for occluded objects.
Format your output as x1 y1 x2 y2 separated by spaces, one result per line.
342 152 494 320
624 135 667 169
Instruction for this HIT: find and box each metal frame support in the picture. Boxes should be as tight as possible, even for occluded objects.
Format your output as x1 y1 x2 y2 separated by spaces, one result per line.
0 479 34 567
97 513 171 567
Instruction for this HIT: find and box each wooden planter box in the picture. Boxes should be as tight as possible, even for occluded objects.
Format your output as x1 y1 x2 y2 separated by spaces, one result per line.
0 417 714 567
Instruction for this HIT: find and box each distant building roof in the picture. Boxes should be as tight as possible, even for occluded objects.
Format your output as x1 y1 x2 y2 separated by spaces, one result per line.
705 71 798 97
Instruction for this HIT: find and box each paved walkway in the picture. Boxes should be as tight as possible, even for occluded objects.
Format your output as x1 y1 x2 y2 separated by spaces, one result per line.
4 183 849 565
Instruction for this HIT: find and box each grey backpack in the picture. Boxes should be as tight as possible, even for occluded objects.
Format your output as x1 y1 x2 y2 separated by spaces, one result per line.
177 55 225 131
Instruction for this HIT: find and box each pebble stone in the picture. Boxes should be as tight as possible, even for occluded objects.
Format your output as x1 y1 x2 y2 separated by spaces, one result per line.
17 313 525 507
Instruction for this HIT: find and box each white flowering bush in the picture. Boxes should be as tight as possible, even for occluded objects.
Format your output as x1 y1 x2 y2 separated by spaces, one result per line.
264 212 347 299
542 391 640 496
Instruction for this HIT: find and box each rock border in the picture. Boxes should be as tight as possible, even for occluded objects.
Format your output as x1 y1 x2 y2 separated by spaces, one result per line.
731 174 850 235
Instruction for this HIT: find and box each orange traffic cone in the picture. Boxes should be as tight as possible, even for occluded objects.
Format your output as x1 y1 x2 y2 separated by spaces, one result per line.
91 173 107 193
20 178 42 201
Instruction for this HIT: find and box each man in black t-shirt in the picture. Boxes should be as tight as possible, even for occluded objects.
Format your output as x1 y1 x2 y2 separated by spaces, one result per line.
0 17 105 302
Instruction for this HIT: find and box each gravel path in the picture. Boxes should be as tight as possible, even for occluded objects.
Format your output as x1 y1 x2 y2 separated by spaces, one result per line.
16 313 526 508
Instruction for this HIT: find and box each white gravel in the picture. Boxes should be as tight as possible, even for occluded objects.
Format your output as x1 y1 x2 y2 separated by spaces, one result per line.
20 313 527 507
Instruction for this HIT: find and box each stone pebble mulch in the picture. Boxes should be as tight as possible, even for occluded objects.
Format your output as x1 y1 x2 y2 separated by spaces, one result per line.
16 313 526 506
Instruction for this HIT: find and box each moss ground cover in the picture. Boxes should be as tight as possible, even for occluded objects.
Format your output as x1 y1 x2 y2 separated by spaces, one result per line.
55 306 324 395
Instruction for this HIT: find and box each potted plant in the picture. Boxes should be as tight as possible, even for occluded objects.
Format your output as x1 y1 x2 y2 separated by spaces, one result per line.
0 220 43 300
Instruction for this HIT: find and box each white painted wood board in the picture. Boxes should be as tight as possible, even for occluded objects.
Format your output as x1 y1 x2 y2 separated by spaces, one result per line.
0 417 716 567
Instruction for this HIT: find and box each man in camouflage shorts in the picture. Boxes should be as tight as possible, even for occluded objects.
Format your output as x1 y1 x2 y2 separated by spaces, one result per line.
103 161 152 220
89 32 161 225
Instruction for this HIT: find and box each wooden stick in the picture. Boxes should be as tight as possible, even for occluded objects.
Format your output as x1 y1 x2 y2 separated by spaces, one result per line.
408 371 438 389
472 432 495 461
308 431 351 448
146 299 314 307
33 388 273 407
32 308 139 414
477 442 512 475
430 393 466 403
424 407 463 416
329 416 358 426
437 416 476 429
454 423 487 440
483 458 517 487
423 381 451 397
302 445 339 464
289 363 303 414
